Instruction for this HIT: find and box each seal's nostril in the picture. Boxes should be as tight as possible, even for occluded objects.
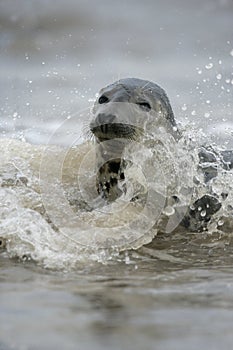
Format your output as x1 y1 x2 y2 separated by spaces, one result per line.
96 113 116 126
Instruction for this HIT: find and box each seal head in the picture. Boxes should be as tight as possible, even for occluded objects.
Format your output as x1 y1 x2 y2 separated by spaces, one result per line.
90 77 177 142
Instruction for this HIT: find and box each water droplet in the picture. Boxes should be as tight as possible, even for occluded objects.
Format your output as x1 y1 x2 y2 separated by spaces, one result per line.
125 255 130 264
230 49 233 57
226 79 230 84
200 210 206 217
204 112 210 118
205 63 213 70
206 100 210 104
216 73 222 80
218 60 222 65
181 104 187 111
163 206 175 216
191 110 196 116
218 219 224 226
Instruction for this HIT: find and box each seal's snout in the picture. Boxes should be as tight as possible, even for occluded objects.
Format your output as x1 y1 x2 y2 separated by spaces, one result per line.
95 113 116 127
90 113 118 141
90 110 142 142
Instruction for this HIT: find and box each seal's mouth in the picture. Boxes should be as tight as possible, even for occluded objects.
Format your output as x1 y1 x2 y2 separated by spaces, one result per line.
90 122 142 142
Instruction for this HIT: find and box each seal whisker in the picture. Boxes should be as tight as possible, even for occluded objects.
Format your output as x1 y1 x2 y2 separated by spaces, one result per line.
83 129 94 141
82 112 95 140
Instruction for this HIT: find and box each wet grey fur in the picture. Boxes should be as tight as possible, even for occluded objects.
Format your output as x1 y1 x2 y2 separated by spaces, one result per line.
102 78 177 126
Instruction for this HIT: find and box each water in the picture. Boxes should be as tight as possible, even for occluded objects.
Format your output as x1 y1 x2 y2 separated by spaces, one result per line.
1 0 233 349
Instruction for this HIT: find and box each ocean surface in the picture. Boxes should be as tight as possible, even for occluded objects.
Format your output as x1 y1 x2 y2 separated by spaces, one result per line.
1 0 233 349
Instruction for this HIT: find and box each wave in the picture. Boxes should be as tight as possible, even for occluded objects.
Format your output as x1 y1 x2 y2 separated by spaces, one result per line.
0 133 233 269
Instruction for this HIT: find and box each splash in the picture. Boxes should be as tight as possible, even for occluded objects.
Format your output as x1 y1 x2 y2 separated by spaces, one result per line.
0 123 232 269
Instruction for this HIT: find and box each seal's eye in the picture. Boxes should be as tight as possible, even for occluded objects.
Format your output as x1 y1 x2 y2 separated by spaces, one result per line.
137 101 151 111
98 95 109 104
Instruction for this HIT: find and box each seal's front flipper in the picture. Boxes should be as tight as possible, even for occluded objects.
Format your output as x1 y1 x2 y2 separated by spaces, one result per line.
181 195 221 232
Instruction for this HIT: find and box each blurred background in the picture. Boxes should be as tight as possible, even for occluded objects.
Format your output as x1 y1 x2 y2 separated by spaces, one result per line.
0 0 233 145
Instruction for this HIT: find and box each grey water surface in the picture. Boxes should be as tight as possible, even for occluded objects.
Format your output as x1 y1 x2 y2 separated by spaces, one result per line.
1 0 233 349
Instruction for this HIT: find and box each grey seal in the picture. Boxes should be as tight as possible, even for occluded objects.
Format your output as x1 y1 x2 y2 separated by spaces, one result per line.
90 78 180 201
90 77 233 232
